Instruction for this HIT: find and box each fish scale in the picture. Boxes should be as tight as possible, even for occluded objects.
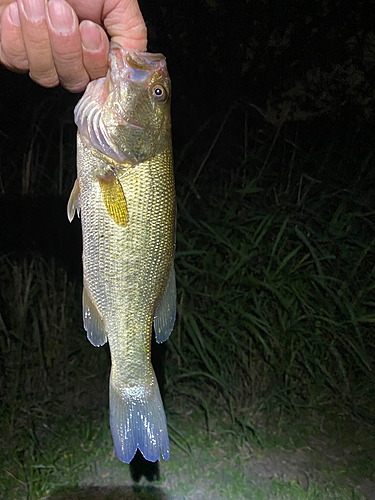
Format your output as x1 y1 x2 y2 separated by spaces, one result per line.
68 44 175 463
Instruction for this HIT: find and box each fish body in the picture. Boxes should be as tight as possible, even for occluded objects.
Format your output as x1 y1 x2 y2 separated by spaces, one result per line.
68 44 176 463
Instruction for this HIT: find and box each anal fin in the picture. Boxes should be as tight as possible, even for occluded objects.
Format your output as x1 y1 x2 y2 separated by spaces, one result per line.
154 264 176 343
83 285 107 347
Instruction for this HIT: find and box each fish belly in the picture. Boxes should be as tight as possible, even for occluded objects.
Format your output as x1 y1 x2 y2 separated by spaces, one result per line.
77 134 175 462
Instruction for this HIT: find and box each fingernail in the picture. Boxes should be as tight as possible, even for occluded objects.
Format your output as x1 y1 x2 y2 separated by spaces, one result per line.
9 3 21 26
80 20 102 51
20 0 45 22
47 0 75 34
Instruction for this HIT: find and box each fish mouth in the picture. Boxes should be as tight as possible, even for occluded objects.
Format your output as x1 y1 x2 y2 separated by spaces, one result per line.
111 43 166 68
103 47 166 106
125 52 157 71
108 44 167 86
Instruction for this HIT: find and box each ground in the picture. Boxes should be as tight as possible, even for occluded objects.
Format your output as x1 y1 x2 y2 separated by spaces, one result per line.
34 406 375 500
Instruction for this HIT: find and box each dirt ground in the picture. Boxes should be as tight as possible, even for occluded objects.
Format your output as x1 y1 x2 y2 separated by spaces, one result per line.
45 409 375 500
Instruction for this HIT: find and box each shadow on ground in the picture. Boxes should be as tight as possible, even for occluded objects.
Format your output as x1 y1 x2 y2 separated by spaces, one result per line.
48 485 169 500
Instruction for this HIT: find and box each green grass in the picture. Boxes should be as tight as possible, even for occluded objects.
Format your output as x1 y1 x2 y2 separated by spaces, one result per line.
1 114 375 498
1 406 370 499
168 173 375 421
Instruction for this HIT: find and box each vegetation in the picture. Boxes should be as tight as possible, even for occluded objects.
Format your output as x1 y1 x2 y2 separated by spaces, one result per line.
170 123 375 421
1 102 374 498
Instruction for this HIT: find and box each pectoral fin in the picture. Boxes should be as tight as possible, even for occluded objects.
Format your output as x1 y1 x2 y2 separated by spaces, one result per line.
98 169 128 227
83 285 107 347
154 264 176 343
67 179 81 222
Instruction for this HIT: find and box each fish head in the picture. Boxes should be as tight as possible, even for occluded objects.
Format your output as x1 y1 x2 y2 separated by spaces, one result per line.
75 44 171 165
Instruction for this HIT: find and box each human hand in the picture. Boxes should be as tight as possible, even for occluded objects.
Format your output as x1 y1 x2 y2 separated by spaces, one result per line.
0 0 147 92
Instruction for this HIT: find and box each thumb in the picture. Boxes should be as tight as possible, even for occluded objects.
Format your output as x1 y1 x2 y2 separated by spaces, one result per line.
102 0 147 51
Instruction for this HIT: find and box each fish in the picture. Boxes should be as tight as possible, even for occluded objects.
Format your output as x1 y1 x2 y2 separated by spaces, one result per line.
67 43 176 464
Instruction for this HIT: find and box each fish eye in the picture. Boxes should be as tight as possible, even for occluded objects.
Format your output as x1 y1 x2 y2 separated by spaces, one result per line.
152 84 167 101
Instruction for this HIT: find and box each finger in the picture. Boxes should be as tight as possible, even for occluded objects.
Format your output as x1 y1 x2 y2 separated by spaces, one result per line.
46 0 89 92
68 0 147 51
17 0 58 87
80 20 109 81
0 2 28 71
0 0 13 19
101 0 147 51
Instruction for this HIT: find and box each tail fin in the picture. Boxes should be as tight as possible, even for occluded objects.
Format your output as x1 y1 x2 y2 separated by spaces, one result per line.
109 371 170 463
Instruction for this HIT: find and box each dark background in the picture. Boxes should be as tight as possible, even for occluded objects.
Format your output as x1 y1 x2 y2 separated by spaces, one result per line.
0 0 374 197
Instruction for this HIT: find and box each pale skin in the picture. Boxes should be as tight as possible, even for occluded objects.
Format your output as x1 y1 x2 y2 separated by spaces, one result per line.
0 0 147 92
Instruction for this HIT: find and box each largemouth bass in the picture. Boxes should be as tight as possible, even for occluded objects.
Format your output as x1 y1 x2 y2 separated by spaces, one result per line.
67 43 176 463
